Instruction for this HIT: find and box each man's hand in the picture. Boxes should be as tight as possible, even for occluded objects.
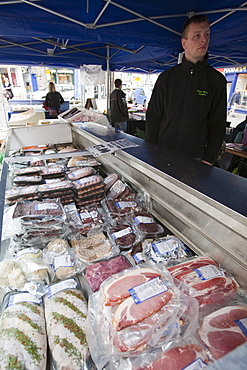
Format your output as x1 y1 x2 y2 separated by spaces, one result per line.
201 159 213 166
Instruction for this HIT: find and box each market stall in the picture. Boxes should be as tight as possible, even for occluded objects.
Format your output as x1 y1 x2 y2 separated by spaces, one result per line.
0 122 246 369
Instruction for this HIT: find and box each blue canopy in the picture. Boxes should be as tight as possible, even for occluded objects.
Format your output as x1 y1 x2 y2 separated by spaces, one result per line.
0 0 246 71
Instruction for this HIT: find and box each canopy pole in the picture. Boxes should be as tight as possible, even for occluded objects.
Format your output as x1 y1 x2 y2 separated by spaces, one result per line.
106 45 110 116
0 82 9 129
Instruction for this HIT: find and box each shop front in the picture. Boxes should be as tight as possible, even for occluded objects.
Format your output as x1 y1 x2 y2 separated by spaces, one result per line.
222 65 247 114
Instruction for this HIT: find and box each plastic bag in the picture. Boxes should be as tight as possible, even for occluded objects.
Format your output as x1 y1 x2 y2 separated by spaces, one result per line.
86 263 199 369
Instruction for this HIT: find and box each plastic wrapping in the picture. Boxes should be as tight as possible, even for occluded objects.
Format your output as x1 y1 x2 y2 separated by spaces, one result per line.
83 254 134 294
44 278 91 370
132 211 165 239
86 264 199 369
67 166 96 181
0 291 47 369
70 231 117 263
0 259 27 290
198 304 247 361
167 256 239 308
108 222 142 252
143 235 190 264
51 249 84 280
109 337 209 370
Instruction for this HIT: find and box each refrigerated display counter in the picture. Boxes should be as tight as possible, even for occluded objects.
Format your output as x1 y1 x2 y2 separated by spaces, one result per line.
0 121 246 368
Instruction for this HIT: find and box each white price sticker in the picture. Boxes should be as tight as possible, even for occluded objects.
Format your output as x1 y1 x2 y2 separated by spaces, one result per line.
129 277 168 304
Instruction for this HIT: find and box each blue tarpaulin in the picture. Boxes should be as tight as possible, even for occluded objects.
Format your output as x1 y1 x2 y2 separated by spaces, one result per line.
0 0 246 71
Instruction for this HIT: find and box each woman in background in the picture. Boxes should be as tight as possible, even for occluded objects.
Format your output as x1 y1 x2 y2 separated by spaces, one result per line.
45 82 64 118
2 76 14 101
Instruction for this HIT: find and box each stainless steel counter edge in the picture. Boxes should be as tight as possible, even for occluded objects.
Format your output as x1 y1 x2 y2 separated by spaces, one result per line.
71 123 247 289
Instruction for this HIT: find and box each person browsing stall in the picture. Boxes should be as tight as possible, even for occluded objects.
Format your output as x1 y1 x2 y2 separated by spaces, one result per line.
45 82 64 118
145 15 227 165
228 88 241 117
110 78 129 132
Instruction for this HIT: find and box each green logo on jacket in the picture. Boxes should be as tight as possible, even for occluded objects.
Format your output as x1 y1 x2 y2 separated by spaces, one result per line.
197 90 208 96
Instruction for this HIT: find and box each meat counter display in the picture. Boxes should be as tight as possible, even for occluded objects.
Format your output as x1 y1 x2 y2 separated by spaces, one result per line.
0 122 246 369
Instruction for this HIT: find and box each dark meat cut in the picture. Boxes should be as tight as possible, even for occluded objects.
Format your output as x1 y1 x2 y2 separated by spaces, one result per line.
167 257 238 307
103 267 161 306
85 255 132 292
136 343 208 370
199 305 247 360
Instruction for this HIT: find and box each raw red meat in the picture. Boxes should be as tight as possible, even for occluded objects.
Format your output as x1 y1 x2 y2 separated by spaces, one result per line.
136 343 208 370
167 257 238 307
103 267 161 306
85 255 132 292
113 289 173 331
199 305 247 360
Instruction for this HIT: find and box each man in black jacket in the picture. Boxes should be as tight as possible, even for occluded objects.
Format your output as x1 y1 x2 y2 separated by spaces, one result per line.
146 15 227 165
110 79 129 131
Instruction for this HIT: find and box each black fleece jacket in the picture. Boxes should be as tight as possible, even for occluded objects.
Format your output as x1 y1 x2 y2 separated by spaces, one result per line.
146 54 227 164
45 91 64 109
110 88 129 123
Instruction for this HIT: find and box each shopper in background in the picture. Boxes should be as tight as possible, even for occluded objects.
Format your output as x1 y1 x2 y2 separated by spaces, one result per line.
110 78 129 132
146 15 227 166
2 76 14 101
45 82 64 118
228 88 241 117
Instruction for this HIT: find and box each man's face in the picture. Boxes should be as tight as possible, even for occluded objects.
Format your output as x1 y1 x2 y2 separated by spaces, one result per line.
181 21 210 64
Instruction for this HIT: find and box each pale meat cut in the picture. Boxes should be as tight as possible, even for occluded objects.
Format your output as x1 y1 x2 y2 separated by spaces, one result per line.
0 300 47 370
103 267 161 306
167 257 238 307
44 287 88 369
136 343 208 370
113 289 172 331
199 305 247 360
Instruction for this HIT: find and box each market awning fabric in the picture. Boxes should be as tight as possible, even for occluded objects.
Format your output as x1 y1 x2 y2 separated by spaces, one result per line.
0 0 246 71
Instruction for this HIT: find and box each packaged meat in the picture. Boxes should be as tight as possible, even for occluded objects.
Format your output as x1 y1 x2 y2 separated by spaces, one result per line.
108 223 140 251
133 211 165 239
70 232 113 262
84 255 133 293
0 259 26 290
46 238 70 253
5 185 39 202
13 166 41 176
198 305 247 360
67 166 96 181
128 338 209 370
104 173 119 191
0 292 47 370
12 198 65 220
40 165 66 178
52 250 82 280
67 156 100 168
102 266 162 307
86 265 197 368
44 278 89 370
167 257 239 307
13 175 43 185
72 174 104 191
144 235 191 263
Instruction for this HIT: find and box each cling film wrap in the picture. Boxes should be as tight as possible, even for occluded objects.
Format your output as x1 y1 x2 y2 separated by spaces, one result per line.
107 337 210 370
86 263 199 369
143 235 191 264
44 278 91 370
0 291 47 370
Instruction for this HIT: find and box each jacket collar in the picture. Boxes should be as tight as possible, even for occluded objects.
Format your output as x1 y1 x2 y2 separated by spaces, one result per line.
181 52 208 72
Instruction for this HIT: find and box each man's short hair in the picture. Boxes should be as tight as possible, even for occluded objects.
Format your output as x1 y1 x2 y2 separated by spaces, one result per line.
182 15 210 39
115 79 122 88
